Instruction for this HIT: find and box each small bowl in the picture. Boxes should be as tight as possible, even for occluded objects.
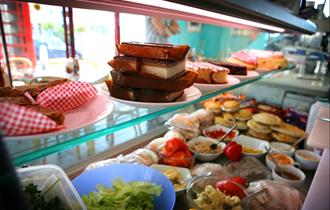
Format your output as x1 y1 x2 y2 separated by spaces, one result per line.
187 136 226 162
270 142 295 157
203 124 239 141
266 152 298 170
150 164 192 196
186 176 248 209
295 149 321 170
232 135 270 158
272 165 305 188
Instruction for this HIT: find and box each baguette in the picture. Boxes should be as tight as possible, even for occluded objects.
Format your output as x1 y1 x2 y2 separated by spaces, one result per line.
116 42 190 61
106 81 184 103
110 70 197 92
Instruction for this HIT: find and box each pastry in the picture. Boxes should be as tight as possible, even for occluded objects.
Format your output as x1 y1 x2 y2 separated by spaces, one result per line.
108 56 185 79
116 42 190 60
247 129 272 141
236 121 248 130
110 70 197 92
256 104 284 117
271 132 297 143
234 108 253 121
186 61 229 84
221 100 240 112
227 51 258 70
209 61 247 75
247 119 272 134
107 82 184 103
252 112 282 125
203 100 222 113
214 116 235 128
271 122 305 138
223 112 236 124
250 50 288 71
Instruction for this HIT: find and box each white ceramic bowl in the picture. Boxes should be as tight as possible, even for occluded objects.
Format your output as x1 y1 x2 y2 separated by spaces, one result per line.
150 164 192 196
232 135 270 158
270 142 295 157
266 152 298 170
272 165 305 188
295 149 321 170
187 136 226 162
202 124 239 141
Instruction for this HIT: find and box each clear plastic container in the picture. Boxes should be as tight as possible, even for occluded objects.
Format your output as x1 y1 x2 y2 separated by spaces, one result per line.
17 164 86 210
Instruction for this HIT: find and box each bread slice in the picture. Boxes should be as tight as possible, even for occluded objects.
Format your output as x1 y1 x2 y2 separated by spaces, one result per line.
108 56 140 74
116 42 190 61
108 56 185 79
0 79 68 98
140 59 185 79
226 57 257 71
106 81 184 103
209 61 247 76
186 61 228 84
110 70 197 92
0 97 64 125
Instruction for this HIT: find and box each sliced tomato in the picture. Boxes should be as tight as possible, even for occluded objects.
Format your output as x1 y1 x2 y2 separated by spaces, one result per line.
164 138 188 156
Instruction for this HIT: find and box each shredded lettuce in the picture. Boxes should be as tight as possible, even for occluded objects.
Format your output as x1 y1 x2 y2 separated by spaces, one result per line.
82 178 163 210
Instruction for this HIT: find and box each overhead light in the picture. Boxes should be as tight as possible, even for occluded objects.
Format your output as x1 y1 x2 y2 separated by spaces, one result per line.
123 0 285 32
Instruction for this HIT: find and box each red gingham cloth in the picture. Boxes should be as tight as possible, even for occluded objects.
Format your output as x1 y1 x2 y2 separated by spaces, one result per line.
35 81 97 112
0 102 63 136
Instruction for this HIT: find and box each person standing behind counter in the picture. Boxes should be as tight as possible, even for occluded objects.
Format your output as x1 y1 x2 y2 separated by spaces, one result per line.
146 17 181 44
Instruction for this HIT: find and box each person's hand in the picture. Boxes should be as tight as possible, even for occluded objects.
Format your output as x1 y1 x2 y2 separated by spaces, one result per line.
168 19 181 34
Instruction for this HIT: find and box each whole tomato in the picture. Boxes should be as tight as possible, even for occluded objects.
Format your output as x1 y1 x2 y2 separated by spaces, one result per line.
224 142 242 161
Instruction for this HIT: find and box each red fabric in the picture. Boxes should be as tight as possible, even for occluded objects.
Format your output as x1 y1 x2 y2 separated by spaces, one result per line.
0 102 63 136
35 81 97 112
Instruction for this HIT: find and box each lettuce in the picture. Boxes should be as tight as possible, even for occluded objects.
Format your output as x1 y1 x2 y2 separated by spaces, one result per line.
82 178 163 210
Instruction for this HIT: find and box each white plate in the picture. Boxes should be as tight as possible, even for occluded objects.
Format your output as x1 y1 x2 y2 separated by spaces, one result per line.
5 93 114 140
102 84 201 108
193 75 240 92
231 71 260 81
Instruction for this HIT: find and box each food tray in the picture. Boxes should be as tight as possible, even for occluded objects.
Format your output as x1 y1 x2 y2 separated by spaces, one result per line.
17 164 86 210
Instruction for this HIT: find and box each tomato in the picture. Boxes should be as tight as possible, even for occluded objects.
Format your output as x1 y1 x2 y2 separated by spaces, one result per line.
162 150 193 168
224 142 237 154
164 138 188 156
216 180 247 199
229 176 246 187
224 142 242 162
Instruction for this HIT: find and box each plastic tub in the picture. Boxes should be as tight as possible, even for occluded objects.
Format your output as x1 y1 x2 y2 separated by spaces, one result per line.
17 164 86 210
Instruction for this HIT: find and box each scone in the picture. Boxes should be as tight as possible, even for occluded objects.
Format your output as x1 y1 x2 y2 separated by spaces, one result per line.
247 119 272 134
234 108 253 121
236 121 248 130
271 132 297 143
252 112 282 125
247 129 272 141
271 122 305 138
223 112 236 124
214 116 235 128
203 100 222 114
221 100 240 112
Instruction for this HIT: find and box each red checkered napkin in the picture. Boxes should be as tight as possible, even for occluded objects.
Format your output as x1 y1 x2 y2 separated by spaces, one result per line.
0 102 63 136
34 81 97 112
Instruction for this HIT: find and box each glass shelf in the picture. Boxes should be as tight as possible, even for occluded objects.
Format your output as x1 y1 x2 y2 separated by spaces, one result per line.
5 68 294 166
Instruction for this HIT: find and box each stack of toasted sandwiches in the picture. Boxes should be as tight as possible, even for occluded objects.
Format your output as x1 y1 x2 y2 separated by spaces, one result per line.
106 42 197 103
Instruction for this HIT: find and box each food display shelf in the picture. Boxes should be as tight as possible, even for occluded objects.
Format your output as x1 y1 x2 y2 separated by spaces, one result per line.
5 68 294 166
